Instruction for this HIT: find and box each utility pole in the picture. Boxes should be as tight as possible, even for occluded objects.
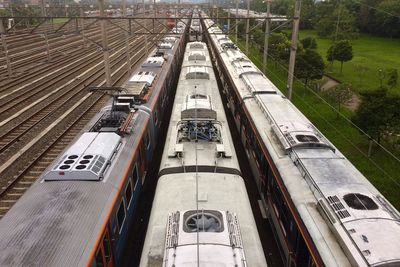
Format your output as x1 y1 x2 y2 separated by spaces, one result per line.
98 0 112 87
123 0 132 75
216 4 219 25
227 10 230 33
263 0 271 73
79 4 86 48
40 0 46 17
245 0 250 54
0 22 12 78
287 0 301 101
235 0 238 43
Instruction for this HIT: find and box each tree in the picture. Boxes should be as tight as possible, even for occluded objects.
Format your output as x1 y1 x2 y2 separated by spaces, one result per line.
323 83 353 117
354 64 369 87
295 49 325 88
327 40 353 74
371 0 400 38
387 68 398 89
315 3 359 40
301 37 317 49
268 32 291 65
352 88 400 155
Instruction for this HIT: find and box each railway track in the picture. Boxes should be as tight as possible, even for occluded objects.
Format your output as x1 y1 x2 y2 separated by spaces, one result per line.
0 24 167 218
0 18 147 77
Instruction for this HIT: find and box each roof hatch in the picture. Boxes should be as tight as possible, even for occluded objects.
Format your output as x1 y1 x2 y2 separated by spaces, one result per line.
272 121 334 151
44 132 121 181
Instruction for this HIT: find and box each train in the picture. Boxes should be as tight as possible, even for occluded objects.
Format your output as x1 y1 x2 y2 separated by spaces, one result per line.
202 14 400 267
189 10 202 42
139 38 267 266
0 21 188 267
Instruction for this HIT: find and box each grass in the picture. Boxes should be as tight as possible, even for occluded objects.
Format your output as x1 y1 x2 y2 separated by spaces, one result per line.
52 18 70 24
233 37 400 210
298 30 400 93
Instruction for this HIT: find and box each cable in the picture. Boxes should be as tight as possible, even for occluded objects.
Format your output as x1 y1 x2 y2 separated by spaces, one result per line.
351 0 400 19
239 37 400 167
249 49 400 189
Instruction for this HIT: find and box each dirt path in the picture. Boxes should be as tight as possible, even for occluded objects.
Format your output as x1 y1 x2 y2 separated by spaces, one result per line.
320 75 361 111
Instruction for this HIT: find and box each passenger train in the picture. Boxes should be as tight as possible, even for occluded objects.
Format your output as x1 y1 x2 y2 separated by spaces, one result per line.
139 40 267 266
0 23 188 267
189 11 202 42
202 14 400 267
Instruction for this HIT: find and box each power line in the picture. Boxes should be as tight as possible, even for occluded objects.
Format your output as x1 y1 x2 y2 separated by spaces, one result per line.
351 0 400 20
234 40 400 189
265 49 400 165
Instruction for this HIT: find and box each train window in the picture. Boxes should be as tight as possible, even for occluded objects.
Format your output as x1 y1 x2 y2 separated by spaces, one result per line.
103 231 111 263
144 130 150 149
126 180 133 208
132 165 139 189
117 199 126 233
154 111 158 125
96 248 105 267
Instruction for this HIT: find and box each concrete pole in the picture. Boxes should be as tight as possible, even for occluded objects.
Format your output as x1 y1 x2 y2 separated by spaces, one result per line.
263 0 271 73
227 10 230 33
216 4 219 25
80 5 87 48
245 0 250 54
123 0 127 17
153 0 156 18
0 23 12 78
287 0 301 100
144 35 148 55
235 0 238 43
123 1 132 74
44 33 51 62
98 0 112 87
41 0 46 17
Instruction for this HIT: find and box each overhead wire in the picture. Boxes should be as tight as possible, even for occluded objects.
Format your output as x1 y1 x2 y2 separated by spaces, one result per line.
240 41 400 188
243 38 400 166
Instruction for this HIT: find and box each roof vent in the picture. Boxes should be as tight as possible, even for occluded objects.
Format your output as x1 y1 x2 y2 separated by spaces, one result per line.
327 195 351 219
189 42 205 49
44 133 121 181
343 193 379 210
183 210 223 233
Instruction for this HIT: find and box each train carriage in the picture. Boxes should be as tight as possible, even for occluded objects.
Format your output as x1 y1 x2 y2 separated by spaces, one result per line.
202 14 400 267
140 40 267 266
0 24 188 267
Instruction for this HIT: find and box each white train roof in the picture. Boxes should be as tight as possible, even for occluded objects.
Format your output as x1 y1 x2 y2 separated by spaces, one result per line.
140 173 266 267
205 18 400 266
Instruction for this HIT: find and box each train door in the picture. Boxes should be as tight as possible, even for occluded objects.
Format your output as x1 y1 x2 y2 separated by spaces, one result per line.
95 228 114 267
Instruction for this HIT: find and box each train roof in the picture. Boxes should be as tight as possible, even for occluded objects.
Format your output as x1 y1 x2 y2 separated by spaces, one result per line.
205 18 400 266
0 32 186 266
141 41 266 266
0 110 147 266
161 42 237 172
140 173 267 267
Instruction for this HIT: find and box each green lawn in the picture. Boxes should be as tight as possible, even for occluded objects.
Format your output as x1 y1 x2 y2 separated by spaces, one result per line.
299 30 400 93
233 38 400 209
52 18 70 24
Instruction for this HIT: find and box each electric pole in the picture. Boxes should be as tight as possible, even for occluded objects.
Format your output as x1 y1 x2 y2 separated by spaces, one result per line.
235 0 238 43
245 0 250 54
98 0 112 87
287 0 301 100
263 0 271 74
